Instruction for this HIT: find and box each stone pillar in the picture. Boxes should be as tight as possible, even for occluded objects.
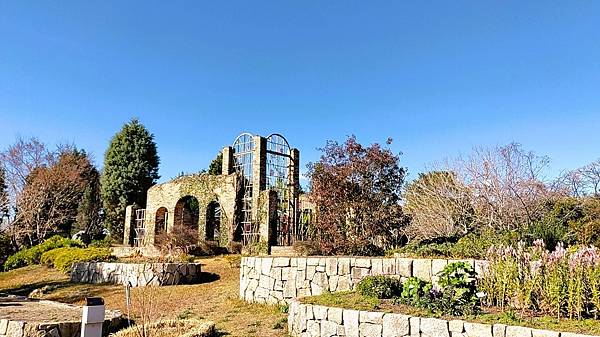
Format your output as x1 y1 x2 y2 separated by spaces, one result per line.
257 190 278 246
123 205 138 246
290 148 301 238
222 146 234 175
251 136 267 226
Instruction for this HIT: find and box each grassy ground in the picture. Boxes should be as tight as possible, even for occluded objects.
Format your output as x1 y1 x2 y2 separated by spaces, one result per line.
0 256 287 337
303 291 600 335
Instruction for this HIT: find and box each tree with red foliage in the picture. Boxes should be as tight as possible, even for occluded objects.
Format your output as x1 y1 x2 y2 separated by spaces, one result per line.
14 149 99 245
307 136 408 255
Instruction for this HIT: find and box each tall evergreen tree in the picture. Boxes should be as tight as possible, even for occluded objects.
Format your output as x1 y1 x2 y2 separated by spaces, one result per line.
75 163 102 239
100 119 159 238
208 152 223 175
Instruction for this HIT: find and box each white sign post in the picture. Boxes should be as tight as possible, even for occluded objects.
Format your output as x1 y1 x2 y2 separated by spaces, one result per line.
81 297 105 337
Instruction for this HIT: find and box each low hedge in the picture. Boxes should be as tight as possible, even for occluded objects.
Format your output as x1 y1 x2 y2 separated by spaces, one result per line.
40 247 114 273
3 235 83 271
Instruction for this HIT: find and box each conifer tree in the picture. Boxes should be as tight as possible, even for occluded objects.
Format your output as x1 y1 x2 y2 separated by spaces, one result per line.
100 119 159 238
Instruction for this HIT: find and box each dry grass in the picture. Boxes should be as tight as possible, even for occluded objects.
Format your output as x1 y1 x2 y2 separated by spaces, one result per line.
0 256 288 337
111 319 215 337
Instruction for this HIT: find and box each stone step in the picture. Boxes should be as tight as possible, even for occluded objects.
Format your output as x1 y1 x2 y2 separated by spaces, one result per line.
270 246 297 256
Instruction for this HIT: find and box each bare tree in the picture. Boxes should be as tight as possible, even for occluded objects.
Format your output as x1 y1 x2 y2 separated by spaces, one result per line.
450 143 551 231
580 159 600 196
553 159 600 197
404 171 474 241
0 137 54 216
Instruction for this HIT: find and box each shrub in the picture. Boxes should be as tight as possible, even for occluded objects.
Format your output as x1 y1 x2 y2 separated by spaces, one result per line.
155 226 198 256
356 276 402 299
40 247 113 273
398 277 432 306
434 262 480 315
227 241 242 254
190 241 227 256
387 230 521 259
3 235 83 271
346 243 385 257
89 236 114 248
243 240 269 256
293 241 321 256
395 263 480 316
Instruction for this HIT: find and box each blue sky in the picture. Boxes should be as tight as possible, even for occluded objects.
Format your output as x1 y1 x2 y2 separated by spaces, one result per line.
1 1 599 184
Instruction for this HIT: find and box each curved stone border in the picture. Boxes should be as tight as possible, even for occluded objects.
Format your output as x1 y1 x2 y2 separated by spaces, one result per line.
287 299 599 337
240 256 488 305
0 301 124 337
70 262 202 287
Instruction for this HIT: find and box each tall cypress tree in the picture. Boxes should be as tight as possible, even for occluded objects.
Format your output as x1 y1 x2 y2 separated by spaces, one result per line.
100 119 159 238
207 152 223 175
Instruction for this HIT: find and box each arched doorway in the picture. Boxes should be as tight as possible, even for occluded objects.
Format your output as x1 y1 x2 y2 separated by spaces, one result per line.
174 196 200 239
155 207 168 237
205 201 221 241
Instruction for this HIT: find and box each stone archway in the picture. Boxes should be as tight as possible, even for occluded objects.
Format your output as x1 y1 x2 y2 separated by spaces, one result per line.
155 207 168 237
205 201 221 241
174 196 200 239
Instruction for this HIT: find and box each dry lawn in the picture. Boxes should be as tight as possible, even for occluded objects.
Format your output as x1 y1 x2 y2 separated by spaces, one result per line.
0 257 288 337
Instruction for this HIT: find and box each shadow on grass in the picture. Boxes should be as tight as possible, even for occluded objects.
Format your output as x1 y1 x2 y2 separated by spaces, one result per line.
0 280 67 297
196 272 220 284
2 279 123 304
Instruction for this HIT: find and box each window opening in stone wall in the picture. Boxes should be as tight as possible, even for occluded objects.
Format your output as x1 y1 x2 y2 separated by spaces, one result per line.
174 196 200 241
206 201 221 241
155 207 168 237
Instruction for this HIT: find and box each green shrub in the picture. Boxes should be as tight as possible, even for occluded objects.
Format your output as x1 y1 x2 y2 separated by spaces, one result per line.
356 276 402 299
434 262 480 315
40 247 113 273
398 277 432 306
243 240 269 256
395 263 480 316
89 236 114 248
3 235 83 271
387 230 521 259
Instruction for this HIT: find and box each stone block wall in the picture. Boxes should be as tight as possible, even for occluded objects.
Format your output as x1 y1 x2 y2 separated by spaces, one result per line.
239 256 489 305
0 310 123 337
70 262 202 287
287 299 598 337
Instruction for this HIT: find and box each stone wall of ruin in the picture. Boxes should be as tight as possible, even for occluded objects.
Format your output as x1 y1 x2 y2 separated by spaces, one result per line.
143 173 238 246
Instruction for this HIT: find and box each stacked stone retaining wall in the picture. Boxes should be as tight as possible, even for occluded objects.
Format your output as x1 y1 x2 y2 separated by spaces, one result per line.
288 299 598 337
70 262 202 287
0 309 123 337
240 256 488 305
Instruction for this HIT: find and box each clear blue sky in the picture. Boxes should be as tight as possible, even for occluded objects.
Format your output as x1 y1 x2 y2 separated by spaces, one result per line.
1 1 599 183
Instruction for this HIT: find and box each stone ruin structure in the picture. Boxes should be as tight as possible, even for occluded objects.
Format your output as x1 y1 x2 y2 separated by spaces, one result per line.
123 133 313 252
